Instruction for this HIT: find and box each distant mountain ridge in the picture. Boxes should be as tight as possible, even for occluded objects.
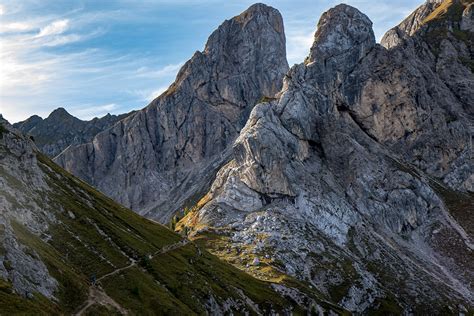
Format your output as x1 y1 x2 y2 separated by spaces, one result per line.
13 108 133 158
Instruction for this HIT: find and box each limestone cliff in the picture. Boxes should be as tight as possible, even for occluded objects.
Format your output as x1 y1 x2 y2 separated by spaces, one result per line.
55 4 289 223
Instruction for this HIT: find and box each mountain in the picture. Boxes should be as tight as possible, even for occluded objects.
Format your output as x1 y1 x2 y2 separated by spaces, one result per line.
178 0 474 314
0 120 347 314
13 108 132 158
54 3 289 223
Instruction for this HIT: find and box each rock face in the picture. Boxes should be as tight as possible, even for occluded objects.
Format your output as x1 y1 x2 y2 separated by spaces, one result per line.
13 108 131 158
180 1 474 313
395 0 445 36
0 122 340 314
54 3 289 223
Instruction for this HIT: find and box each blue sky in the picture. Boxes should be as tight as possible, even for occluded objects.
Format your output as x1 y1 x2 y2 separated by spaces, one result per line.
0 0 423 123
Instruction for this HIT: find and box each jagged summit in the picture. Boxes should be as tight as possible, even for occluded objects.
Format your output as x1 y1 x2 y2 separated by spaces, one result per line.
308 4 374 65
168 2 287 107
383 0 472 41
238 3 276 16
47 107 74 120
231 3 283 30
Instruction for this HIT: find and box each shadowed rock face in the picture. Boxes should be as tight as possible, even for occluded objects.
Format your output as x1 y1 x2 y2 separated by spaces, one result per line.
13 108 131 158
181 1 474 313
54 3 289 222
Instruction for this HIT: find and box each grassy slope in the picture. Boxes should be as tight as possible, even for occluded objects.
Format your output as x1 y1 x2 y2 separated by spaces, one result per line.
0 128 345 314
420 0 473 68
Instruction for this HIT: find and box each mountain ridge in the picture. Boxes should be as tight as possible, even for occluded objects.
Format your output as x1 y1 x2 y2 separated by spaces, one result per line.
13 108 133 158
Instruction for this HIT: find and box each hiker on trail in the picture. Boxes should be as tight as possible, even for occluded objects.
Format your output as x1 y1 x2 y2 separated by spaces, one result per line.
90 274 96 286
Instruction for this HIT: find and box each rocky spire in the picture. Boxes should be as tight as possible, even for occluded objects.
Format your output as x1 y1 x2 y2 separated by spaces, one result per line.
307 4 375 68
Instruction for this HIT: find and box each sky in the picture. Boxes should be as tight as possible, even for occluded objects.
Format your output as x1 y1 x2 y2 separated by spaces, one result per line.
0 0 424 123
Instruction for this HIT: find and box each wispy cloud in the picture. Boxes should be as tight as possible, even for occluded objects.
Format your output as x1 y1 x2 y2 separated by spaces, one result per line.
0 22 33 33
136 62 184 79
36 19 69 37
70 103 119 119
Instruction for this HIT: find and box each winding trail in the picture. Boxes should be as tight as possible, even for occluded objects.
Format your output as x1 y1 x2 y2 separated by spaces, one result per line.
74 239 189 315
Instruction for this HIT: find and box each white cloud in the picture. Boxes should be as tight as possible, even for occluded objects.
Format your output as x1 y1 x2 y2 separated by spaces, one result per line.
0 4 5 15
0 22 34 33
42 28 105 47
136 62 184 79
37 19 69 37
129 85 170 103
286 31 313 65
70 103 118 119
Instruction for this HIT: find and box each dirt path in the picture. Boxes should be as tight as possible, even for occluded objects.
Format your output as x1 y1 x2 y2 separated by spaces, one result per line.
75 286 128 316
74 239 189 315
97 260 136 282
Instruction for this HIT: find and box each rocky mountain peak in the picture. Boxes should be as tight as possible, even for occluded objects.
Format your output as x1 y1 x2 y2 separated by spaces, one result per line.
205 2 284 50
234 3 281 24
307 4 375 65
169 2 287 105
55 4 289 222
47 107 74 120
388 0 472 38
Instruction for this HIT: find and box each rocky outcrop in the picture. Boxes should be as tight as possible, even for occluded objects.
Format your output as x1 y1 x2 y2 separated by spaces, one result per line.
394 0 444 36
0 122 58 300
180 1 474 313
13 108 131 157
54 3 289 223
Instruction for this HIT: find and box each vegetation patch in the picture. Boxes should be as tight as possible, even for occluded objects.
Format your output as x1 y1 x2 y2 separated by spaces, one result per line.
11 220 88 313
0 279 60 316
100 266 192 314
421 0 473 58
